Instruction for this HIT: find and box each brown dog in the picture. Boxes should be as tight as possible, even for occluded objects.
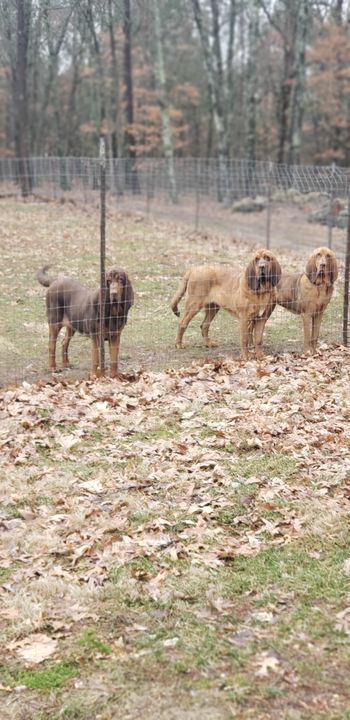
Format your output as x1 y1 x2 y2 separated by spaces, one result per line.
276 246 338 354
37 266 134 376
171 249 281 360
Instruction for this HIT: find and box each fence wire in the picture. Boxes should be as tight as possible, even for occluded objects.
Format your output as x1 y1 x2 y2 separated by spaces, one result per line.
0 157 348 386
1 156 349 199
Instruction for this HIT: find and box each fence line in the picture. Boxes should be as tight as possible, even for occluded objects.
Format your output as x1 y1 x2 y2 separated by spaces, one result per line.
0 155 349 386
1 156 349 254
0 156 349 198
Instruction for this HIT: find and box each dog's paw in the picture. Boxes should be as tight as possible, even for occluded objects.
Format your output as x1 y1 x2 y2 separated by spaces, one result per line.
205 340 218 348
175 343 185 350
255 351 264 361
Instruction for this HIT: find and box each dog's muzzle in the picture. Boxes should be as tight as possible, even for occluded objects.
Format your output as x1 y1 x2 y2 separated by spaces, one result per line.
258 261 268 279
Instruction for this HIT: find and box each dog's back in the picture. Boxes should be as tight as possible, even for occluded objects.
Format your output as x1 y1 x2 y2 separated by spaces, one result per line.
171 265 240 316
37 267 96 334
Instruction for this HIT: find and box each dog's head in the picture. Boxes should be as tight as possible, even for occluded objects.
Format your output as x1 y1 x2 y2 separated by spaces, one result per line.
106 267 134 318
305 247 338 286
246 249 282 292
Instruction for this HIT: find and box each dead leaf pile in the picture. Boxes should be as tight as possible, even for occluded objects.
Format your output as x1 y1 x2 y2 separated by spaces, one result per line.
0 344 349 664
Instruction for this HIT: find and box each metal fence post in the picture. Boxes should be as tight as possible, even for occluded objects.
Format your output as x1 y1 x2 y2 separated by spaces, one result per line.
327 161 336 249
343 175 350 347
194 159 200 231
99 137 106 375
266 161 273 249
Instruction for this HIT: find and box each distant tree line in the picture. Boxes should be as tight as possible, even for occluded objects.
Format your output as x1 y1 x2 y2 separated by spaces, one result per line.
0 0 349 172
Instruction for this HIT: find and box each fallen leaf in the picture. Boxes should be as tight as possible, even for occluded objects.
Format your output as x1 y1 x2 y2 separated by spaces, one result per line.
9 634 58 665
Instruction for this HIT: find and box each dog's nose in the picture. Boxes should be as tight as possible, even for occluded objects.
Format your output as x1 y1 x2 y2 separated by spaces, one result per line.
258 259 267 270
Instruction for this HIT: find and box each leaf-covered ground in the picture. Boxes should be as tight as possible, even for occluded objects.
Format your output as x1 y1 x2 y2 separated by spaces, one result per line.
1 346 350 719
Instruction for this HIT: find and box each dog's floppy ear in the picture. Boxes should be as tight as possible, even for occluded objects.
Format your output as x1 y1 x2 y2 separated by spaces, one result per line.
121 271 134 319
246 260 259 291
267 257 282 287
328 253 338 284
306 253 318 284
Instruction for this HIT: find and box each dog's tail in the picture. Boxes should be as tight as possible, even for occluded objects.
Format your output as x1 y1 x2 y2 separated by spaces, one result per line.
171 271 190 317
36 266 54 287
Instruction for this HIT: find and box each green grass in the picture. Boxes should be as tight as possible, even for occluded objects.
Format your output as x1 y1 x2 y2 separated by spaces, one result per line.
230 452 299 481
1 661 77 690
78 629 112 655
218 539 350 624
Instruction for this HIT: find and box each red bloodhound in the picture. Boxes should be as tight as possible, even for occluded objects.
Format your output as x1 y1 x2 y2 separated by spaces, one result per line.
171 248 282 360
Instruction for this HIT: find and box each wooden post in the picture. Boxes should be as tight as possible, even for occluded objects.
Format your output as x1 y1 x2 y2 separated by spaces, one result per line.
99 136 106 374
343 178 350 346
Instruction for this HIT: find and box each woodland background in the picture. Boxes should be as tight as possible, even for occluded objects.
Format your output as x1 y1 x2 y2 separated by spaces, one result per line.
0 0 350 174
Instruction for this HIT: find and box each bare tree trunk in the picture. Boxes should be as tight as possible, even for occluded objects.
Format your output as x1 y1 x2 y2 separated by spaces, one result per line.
191 0 230 203
15 0 32 196
152 0 178 203
37 0 76 154
246 0 259 163
332 0 343 25
226 0 237 157
84 0 107 133
277 42 294 164
123 0 140 193
65 21 82 157
288 0 308 164
107 0 120 160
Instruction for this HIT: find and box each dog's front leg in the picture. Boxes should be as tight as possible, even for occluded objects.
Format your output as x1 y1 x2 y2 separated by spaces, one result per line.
109 332 121 378
253 318 266 360
90 334 99 376
239 316 250 360
311 312 323 353
302 314 313 354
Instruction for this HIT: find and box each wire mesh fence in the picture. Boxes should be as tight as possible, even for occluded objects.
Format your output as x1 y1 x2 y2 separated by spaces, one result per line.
0 156 348 386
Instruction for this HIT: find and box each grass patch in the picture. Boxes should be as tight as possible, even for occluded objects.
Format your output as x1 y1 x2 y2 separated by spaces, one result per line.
232 452 299 481
78 629 112 655
1 661 77 690
218 539 350 626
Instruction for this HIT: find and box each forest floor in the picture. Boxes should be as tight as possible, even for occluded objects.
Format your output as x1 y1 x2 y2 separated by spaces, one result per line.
0 199 350 719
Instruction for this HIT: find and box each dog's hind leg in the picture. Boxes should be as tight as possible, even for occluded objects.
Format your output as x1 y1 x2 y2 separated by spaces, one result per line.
175 301 201 349
61 326 75 368
48 323 61 372
201 304 220 348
